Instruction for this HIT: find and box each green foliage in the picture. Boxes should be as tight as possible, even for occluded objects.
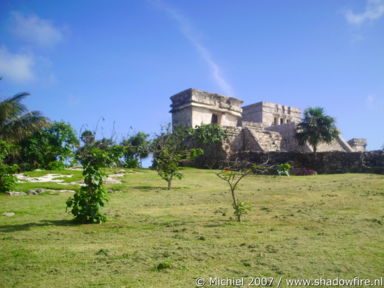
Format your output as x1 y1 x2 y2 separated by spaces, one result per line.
66 147 121 223
121 132 150 168
0 141 18 193
233 201 251 220
296 107 339 156
80 130 96 146
276 163 292 176
0 79 49 143
154 148 183 190
187 124 228 146
152 125 203 190
20 121 79 170
216 169 251 222
76 131 123 168
47 160 66 170
154 147 203 190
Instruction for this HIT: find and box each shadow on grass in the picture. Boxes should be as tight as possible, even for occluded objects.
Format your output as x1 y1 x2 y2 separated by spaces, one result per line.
131 185 167 192
0 219 78 233
132 185 189 192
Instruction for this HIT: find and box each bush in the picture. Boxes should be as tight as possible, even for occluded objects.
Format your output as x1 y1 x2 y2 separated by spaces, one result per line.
292 168 318 176
47 160 65 170
276 163 292 176
0 164 18 193
0 141 18 193
20 121 78 170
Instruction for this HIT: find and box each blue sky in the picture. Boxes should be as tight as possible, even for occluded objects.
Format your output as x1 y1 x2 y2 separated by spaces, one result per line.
0 0 383 150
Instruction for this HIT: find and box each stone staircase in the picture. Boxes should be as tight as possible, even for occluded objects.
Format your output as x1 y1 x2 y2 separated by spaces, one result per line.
243 127 282 152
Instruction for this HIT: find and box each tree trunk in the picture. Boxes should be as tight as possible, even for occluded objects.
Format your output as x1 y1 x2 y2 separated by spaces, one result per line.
167 175 173 190
313 145 317 159
230 187 241 222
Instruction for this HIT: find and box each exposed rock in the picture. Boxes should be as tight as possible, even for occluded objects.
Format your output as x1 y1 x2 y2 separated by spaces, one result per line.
104 173 125 184
28 190 38 195
2 212 15 216
16 173 72 183
6 191 27 196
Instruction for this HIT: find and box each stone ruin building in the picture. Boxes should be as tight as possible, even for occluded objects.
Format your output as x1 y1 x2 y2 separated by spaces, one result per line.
170 88 367 155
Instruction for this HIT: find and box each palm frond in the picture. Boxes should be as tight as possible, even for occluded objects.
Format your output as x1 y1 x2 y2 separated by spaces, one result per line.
0 110 50 142
0 92 30 123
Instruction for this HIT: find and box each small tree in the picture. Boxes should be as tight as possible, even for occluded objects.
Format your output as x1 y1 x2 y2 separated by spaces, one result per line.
66 146 121 223
152 125 203 190
216 168 251 222
296 107 339 157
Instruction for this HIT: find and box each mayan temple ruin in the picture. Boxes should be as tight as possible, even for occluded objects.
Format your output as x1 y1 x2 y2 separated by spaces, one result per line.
170 88 367 155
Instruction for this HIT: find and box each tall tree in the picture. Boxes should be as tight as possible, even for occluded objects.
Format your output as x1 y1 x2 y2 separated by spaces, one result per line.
121 132 150 168
20 122 79 170
0 81 49 142
296 107 339 157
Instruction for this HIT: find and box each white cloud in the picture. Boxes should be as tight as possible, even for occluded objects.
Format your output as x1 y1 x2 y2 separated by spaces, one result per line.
10 12 64 48
151 0 235 97
345 0 384 25
0 46 35 83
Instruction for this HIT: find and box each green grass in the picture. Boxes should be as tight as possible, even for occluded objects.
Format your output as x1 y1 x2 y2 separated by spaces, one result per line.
1 169 384 288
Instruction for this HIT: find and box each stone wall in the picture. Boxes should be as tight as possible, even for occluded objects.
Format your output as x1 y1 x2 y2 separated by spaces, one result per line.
172 108 192 127
232 151 384 174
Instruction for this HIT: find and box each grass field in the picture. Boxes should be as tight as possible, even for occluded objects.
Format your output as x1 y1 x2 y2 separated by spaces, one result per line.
1 168 383 288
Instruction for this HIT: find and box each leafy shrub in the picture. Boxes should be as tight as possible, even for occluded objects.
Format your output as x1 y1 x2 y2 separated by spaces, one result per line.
276 163 292 176
187 124 228 145
292 168 317 176
20 121 78 170
76 131 124 168
121 132 150 168
47 160 65 170
0 164 18 193
0 141 18 193
123 158 140 169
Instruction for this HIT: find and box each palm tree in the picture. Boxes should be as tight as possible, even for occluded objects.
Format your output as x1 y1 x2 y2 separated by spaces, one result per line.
296 107 339 157
0 88 49 143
